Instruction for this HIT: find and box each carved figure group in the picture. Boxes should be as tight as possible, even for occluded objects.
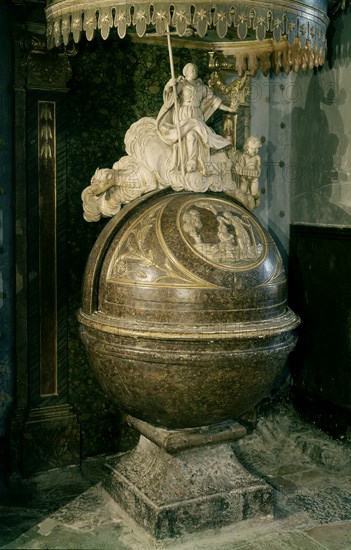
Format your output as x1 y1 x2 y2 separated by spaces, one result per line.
82 64 262 222
181 203 259 265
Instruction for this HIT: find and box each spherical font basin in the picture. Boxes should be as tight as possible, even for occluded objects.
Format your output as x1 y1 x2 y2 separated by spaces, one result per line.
78 189 299 429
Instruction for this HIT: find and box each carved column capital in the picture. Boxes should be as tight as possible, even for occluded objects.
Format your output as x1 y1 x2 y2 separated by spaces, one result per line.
207 53 251 152
19 31 72 90
208 68 250 111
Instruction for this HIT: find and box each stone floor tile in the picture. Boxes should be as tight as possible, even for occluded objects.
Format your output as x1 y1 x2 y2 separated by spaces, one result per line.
267 475 298 491
285 486 351 524
306 521 351 549
177 532 326 550
248 532 325 549
287 469 321 486
0 525 19 549
278 464 313 476
0 509 43 546
2 525 140 550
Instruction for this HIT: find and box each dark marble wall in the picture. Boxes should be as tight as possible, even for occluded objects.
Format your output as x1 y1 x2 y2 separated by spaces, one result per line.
289 225 351 437
0 3 15 465
65 37 210 456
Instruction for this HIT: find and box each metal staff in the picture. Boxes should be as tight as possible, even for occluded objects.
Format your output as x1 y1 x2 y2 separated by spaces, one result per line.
166 25 185 178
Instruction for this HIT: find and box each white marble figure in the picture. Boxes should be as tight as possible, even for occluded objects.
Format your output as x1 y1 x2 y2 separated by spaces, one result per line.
82 64 262 222
156 63 235 175
233 136 262 208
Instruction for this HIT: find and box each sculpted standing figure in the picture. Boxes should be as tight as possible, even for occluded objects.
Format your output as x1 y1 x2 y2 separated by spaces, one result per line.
235 136 262 207
156 63 234 175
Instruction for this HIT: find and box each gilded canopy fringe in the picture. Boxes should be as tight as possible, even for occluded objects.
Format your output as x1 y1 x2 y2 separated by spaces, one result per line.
46 0 328 55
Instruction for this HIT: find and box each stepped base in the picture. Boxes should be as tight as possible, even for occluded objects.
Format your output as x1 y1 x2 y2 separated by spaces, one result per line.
103 421 273 540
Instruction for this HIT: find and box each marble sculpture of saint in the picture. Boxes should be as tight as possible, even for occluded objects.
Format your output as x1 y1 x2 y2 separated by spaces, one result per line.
156 63 235 175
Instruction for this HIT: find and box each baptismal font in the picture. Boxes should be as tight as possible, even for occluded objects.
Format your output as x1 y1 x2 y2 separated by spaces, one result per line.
77 56 300 538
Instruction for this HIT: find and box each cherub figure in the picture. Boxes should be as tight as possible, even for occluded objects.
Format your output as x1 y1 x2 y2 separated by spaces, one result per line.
234 136 262 207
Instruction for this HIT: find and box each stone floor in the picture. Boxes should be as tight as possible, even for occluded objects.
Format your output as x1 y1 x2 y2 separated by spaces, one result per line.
1 401 351 550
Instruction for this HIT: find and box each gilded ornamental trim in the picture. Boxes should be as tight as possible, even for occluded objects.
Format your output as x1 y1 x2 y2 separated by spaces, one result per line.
46 0 329 71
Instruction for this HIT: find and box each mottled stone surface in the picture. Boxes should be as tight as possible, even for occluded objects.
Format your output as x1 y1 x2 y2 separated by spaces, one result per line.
103 436 273 539
21 405 80 477
306 522 351 550
1 402 351 550
78 190 299 429
126 416 247 452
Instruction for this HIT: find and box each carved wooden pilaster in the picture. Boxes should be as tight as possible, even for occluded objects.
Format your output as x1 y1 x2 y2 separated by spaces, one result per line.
20 33 72 90
37 99 58 397
11 24 79 477
11 25 31 476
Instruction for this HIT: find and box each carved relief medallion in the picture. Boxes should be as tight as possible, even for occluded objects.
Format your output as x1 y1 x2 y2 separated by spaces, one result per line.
105 193 271 292
178 198 265 270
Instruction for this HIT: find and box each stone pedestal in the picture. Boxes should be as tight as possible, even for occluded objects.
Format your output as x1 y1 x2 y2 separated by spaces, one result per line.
103 418 273 540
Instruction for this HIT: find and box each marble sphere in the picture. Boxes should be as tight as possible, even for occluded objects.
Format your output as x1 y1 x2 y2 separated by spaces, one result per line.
78 189 299 429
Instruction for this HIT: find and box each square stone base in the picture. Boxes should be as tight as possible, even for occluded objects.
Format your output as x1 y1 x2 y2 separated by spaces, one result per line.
11 405 80 477
103 435 273 540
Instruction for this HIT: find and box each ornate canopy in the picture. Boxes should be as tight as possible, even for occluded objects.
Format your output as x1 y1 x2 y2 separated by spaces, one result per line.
46 0 330 73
